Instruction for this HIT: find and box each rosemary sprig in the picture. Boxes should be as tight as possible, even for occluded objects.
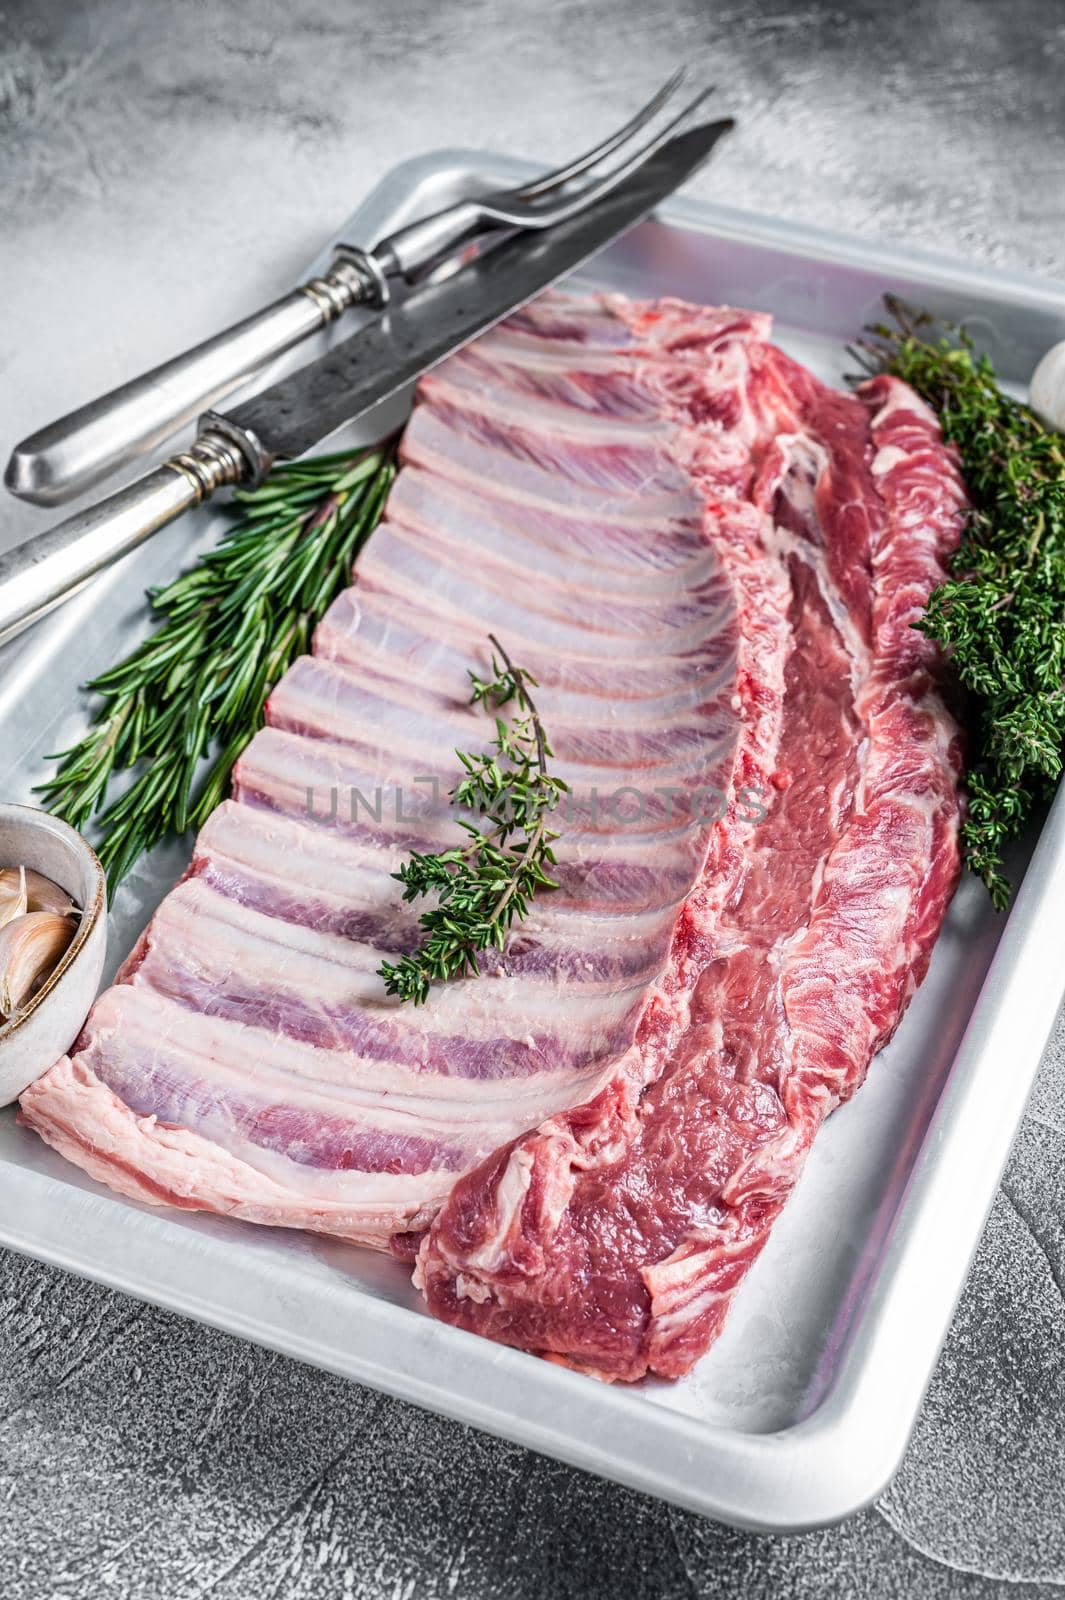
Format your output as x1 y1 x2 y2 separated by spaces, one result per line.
37 444 395 889
858 294 1065 908
378 634 568 1005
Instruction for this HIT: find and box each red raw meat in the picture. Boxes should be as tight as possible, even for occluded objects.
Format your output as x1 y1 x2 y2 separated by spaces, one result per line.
414 297 966 1379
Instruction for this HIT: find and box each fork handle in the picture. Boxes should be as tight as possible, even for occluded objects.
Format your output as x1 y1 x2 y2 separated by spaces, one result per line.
4 248 386 509
0 430 252 646
374 199 487 279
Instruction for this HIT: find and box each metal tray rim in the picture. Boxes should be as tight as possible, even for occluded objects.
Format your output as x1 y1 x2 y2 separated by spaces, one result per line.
379 146 1065 310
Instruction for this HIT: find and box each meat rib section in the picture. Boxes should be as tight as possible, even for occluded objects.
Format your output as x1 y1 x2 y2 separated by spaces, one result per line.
19 289 965 1382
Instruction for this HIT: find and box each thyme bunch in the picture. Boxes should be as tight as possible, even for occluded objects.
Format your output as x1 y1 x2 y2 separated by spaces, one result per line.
38 445 395 889
859 295 1065 908
378 635 568 1005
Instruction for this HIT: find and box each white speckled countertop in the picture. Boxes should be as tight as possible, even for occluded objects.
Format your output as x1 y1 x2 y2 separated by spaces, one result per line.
2 1 1065 1593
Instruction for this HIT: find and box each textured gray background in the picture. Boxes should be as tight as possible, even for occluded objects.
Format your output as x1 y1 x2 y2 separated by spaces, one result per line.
3 0 1065 1595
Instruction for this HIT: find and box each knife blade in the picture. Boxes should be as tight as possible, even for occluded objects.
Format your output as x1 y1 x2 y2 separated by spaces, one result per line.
0 117 733 647
217 117 734 465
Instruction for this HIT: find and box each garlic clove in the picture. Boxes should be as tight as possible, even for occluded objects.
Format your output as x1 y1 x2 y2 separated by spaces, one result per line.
21 868 76 917
0 911 77 1018
0 867 28 931
1028 339 1065 433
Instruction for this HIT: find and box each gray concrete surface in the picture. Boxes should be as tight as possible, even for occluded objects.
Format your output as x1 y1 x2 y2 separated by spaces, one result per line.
2 0 1065 1594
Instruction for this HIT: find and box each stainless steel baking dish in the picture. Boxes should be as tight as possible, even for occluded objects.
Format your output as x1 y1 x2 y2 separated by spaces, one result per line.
2 151 1064 1532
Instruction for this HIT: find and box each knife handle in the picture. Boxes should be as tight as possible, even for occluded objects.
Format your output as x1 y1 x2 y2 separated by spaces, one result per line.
0 430 252 647
4 247 386 510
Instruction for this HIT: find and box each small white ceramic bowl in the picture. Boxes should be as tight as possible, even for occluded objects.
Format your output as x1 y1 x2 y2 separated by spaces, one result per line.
0 804 106 1106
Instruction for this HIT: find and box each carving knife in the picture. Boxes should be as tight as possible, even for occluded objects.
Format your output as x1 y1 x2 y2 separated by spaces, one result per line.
0 118 732 647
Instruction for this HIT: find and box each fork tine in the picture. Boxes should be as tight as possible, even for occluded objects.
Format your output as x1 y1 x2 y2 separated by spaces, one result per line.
515 69 687 201
494 86 718 229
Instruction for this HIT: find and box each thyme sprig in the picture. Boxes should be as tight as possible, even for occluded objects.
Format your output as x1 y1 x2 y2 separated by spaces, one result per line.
37 444 395 889
378 635 568 1005
858 294 1065 907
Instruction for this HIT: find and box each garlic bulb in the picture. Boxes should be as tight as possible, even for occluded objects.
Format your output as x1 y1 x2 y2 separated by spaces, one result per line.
0 867 27 930
1029 340 1065 433
0 910 78 1017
